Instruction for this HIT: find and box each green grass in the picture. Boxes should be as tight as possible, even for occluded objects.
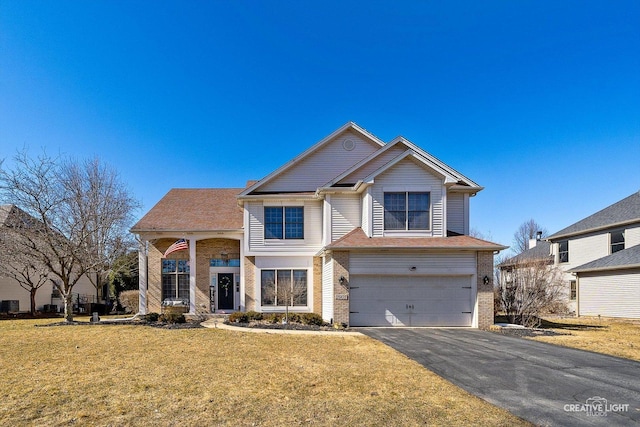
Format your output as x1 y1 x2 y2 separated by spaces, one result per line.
0 318 530 426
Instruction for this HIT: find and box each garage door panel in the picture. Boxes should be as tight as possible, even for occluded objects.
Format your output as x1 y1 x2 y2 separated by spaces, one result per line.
349 275 473 327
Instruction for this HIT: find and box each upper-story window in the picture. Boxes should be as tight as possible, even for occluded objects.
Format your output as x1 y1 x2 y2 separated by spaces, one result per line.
384 192 430 230
611 230 625 254
264 206 304 239
558 240 569 263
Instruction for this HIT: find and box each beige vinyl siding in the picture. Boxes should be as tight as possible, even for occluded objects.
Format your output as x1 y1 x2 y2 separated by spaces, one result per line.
0 274 96 313
350 252 476 275
447 193 465 235
625 225 640 248
579 269 640 318
247 201 264 248
258 130 379 192
331 194 361 242
247 200 323 252
322 255 334 321
565 234 609 268
338 144 406 184
370 158 445 237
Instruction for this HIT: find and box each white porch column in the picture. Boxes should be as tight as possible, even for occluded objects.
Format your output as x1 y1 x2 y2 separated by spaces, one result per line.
138 240 148 315
189 237 197 314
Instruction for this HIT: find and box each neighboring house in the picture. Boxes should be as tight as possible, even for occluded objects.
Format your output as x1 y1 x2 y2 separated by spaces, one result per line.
0 204 96 313
497 235 574 313
547 191 640 318
131 122 507 328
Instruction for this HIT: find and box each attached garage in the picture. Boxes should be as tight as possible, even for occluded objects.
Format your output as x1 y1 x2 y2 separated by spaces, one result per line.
348 251 478 327
350 275 473 326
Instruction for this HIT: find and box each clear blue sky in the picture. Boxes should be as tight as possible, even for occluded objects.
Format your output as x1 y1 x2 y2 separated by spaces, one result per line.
1 1 639 252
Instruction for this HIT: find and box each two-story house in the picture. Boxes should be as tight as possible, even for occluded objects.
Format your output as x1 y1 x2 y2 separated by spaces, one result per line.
547 191 640 318
131 122 506 328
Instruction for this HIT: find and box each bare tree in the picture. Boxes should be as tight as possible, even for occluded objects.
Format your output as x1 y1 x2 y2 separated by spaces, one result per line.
513 219 548 253
0 150 139 321
60 158 139 307
0 206 50 314
498 258 566 327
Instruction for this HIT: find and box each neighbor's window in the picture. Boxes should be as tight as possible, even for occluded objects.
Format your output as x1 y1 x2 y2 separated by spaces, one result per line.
162 259 190 304
264 206 304 239
558 240 569 263
384 192 430 230
261 269 308 307
570 280 577 301
611 230 625 254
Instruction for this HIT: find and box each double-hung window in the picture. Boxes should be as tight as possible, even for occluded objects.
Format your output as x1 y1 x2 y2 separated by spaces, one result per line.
264 206 304 239
611 230 625 254
558 240 569 263
384 192 430 230
260 269 308 307
161 259 190 304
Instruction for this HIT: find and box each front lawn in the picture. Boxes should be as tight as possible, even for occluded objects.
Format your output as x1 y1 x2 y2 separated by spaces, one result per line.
529 316 640 362
0 318 528 426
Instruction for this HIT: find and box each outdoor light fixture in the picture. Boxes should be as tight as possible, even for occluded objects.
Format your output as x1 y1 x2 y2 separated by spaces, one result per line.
483 275 490 285
339 276 345 285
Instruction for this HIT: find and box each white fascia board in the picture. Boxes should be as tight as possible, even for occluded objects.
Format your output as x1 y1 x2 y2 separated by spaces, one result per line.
239 122 385 197
393 136 482 188
362 150 455 183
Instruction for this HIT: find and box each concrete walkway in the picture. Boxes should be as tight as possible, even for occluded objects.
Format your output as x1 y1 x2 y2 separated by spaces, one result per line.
358 328 640 426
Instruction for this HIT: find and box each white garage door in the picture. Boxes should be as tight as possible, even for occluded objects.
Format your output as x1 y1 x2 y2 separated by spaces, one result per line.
349 275 473 326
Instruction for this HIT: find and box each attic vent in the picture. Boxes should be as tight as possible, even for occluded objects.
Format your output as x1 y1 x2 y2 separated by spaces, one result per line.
343 139 355 151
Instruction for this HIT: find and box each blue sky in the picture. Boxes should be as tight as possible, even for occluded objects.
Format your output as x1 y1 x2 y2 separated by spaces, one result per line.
1 1 639 252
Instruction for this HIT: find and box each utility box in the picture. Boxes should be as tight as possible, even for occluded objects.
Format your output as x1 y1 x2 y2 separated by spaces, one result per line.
0 300 19 313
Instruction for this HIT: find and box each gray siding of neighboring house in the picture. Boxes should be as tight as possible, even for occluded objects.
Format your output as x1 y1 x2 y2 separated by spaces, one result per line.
578 269 640 318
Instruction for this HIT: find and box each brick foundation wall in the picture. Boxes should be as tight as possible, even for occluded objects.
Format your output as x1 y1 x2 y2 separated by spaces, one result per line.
477 251 495 329
332 251 350 326
244 256 256 311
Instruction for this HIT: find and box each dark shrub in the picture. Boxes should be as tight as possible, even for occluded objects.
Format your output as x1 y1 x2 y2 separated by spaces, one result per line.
301 312 325 326
228 312 248 323
145 312 160 322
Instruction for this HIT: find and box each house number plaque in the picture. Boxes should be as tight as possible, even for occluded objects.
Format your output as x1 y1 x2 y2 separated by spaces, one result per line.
335 294 348 300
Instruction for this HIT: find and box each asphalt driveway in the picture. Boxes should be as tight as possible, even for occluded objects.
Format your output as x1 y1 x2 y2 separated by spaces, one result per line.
358 328 640 426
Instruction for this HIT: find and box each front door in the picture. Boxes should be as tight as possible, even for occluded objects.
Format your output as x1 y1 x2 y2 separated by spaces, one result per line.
217 273 235 310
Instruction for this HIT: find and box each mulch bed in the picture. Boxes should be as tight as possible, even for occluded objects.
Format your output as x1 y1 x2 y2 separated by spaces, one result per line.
226 321 340 332
35 319 204 329
491 327 571 338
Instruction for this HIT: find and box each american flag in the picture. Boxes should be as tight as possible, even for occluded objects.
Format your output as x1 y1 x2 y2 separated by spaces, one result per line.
164 239 188 257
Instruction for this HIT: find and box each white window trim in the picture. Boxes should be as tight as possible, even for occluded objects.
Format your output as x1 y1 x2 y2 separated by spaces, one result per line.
257 267 313 312
382 188 432 234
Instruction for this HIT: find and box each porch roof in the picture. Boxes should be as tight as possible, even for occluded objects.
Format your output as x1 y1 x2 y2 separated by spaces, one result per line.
325 228 508 251
131 188 244 233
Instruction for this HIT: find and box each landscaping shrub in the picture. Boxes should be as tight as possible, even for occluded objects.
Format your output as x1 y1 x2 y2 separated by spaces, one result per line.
119 290 139 314
160 306 186 324
301 312 325 326
145 312 159 322
228 312 249 323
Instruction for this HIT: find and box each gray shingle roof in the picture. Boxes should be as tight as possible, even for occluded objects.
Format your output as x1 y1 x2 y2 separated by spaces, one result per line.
569 244 640 273
548 191 640 240
498 240 552 267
